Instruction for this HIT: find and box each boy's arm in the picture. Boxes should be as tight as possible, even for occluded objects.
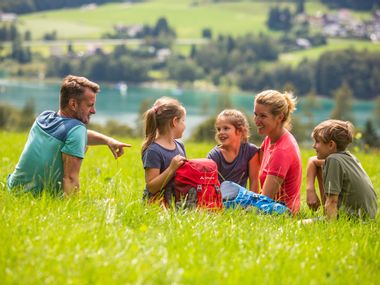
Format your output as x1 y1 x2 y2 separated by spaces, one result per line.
248 152 260 193
316 164 325 205
306 156 325 211
324 194 339 220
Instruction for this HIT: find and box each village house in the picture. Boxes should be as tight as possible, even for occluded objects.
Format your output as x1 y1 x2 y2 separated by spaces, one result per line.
0 12 17 23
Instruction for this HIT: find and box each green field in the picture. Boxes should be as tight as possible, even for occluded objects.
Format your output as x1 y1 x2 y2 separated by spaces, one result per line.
18 0 282 40
280 38 380 66
15 0 380 66
1 131 379 284
18 0 373 40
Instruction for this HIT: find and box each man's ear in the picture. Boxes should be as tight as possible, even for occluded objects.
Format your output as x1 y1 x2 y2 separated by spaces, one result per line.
68 98 78 111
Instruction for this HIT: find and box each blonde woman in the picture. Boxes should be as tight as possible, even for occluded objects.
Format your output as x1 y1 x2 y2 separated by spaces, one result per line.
254 90 302 214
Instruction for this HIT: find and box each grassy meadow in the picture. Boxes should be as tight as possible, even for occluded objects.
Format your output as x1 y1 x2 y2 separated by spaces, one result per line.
279 38 380 66
14 0 380 66
18 0 284 40
17 0 372 40
1 131 379 284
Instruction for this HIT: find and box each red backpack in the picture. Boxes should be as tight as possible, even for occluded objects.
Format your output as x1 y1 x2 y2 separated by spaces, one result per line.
174 158 223 210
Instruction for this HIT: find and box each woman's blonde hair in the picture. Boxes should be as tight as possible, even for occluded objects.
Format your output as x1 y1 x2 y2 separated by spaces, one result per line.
254 90 297 130
141 96 185 154
215 109 250 143
312 119 354 151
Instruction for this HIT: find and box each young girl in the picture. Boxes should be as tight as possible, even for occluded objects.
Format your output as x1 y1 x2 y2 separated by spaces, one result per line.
141 97 187 205
207 109 260 192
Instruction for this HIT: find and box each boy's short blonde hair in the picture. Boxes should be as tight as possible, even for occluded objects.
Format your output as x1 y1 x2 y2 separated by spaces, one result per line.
312 119 354 151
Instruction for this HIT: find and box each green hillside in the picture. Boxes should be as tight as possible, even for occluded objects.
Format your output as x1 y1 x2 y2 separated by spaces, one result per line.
18 1 281 40
17 0 374 40
16 0 380 65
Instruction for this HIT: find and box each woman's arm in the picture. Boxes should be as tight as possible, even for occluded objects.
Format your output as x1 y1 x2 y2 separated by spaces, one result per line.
248 152 260 193
261 174 284 199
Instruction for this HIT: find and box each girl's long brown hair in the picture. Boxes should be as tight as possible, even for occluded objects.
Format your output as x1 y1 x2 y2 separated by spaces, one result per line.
141 97 185 154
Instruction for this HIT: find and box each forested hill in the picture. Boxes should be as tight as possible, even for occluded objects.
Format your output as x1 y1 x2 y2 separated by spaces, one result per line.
1 0 379 14
0 0 142 14
321 0 380 10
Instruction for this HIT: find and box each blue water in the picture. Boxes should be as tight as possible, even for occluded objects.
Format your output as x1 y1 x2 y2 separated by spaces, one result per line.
0 79 376 137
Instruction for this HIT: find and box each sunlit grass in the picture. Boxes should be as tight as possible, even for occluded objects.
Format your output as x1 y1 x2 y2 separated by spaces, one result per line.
0 131 379 284
280 38 380 66
14 0 378 68
17 0 372 41
18 1 276 40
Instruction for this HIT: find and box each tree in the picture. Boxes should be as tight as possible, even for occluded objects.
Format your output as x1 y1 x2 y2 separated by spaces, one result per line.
167 59 204 83
267 6 293 31
19 99 35 129
202 28 212 39
190 44 197 59
296 0 305 14
302 89 320 129
9 24 18 40
217 84 233 112
190 117 216 142
362 120 379 148
152 17 175 37
11 36 32 63
24 30 32 41
373 96 380 129
67 41 75 55
316 49 380 99
43 30 57 41
331 82 355 123
135 98 153 138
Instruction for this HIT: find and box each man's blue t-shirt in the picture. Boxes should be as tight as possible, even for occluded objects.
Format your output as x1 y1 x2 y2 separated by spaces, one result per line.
7 111 87 194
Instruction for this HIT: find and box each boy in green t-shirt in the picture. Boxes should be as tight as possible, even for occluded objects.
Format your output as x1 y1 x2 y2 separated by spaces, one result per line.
306 120 377 220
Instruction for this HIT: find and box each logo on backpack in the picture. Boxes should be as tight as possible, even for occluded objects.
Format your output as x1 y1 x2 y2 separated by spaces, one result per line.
174 158 223 210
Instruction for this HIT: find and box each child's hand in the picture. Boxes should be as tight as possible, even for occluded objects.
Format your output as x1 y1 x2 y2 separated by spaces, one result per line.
169 155 186 172
306 189 321 211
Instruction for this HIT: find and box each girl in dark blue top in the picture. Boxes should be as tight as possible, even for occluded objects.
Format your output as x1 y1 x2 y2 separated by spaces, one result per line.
208 109 260 192
141 97 187 204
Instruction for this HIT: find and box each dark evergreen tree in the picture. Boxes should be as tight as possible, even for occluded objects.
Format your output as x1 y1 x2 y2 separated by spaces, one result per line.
331 82 355 123
202 28 212 39
267 6 293 31
362 120 380 148
24 30 32 41
296 0 305 14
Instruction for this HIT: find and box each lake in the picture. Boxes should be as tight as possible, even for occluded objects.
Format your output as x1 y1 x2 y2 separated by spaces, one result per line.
0 78 376 138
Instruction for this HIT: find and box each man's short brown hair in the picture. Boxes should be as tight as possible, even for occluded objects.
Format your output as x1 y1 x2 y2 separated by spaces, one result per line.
60 75 100 109
312 119 354 151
